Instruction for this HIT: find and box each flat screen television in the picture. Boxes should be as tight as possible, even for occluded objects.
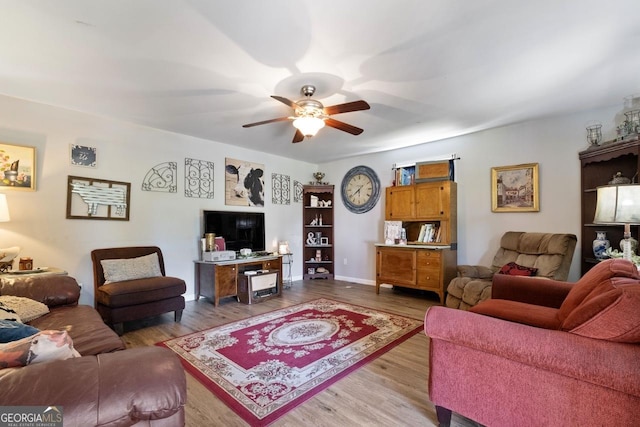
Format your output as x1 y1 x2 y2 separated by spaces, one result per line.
203 210 265 252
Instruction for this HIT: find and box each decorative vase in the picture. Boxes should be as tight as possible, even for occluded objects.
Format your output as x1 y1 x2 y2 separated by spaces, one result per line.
593 231 610 260
619 236 638 256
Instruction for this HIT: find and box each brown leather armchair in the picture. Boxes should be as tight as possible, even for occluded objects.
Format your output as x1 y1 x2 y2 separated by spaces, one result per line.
91 246 186 335
445 231 577 310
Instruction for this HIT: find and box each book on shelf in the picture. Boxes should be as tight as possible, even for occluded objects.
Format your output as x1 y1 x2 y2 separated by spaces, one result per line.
416 223 441 243
394 165 415 186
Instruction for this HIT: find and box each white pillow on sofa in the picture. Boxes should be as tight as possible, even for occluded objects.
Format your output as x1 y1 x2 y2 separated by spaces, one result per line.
101 253 162 283
0 295 49 323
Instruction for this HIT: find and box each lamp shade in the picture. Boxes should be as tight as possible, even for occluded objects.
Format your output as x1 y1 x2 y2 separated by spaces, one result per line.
0 194 10 222
593 184 640 224
293 116 325 137
278 241 290 255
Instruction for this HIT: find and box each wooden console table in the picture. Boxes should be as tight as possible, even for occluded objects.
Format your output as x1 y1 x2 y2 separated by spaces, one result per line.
194 255 282 306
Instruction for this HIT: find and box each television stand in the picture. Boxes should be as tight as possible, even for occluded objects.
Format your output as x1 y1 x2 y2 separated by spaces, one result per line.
194 255 282 306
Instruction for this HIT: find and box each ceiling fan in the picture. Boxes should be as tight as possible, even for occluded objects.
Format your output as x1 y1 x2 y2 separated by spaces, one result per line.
242 85 370 143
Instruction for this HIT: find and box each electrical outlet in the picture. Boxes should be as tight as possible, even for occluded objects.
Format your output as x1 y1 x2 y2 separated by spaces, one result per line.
343 258 347 265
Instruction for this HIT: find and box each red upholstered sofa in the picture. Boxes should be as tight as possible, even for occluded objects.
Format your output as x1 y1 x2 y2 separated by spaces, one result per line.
424 259 640 426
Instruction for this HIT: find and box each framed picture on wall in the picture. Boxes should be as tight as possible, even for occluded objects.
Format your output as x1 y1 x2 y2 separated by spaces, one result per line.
70 144 97 168
491 163 539 212
225 157 265 207
66 175 131 220
0 142 36 190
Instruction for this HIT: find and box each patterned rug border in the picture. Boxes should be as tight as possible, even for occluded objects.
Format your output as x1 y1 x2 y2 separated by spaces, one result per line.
157 298 423 426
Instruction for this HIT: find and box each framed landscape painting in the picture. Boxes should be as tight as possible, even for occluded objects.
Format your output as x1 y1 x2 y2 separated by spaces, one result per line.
0 143 36 190
491 163 539 212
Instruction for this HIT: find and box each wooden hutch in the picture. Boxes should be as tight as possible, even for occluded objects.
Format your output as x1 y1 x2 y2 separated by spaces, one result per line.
376 180 458 302
578 140 640 275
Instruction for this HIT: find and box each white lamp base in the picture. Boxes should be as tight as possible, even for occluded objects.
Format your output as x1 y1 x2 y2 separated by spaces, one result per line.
622 238 634 261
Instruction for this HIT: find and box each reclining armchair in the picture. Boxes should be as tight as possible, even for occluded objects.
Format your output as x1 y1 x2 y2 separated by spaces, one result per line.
445 231 576 310
425 259 640 426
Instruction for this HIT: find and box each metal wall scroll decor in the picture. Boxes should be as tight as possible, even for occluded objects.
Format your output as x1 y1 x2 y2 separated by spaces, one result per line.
142 162 177 193
272 173 290 205
293 180 303 203
185 158 214 199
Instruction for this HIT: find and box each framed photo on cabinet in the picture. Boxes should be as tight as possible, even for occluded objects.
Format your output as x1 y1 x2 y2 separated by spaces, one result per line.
491 163 539 212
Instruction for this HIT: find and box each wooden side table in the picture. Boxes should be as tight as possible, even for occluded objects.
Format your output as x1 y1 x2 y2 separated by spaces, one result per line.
0 267 68 278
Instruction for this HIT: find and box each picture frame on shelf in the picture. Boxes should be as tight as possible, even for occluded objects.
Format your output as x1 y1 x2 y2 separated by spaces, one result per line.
491 163 539 212
320 237 329 245
0 142 36 190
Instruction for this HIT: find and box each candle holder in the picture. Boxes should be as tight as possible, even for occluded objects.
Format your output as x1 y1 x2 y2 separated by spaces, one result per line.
625 110 640 134
586 123 602 146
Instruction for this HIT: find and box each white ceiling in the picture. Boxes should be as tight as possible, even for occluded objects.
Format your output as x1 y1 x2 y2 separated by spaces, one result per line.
1 0 639 163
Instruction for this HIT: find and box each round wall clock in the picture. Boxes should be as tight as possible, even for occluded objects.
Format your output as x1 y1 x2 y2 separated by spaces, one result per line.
341 165 381 214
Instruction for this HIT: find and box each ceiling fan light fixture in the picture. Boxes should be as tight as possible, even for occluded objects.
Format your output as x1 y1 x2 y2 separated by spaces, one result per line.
293 116 325 137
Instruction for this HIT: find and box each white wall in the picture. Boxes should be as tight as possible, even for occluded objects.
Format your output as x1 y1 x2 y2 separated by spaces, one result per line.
0 93 624 307
0 95 314 305
322 104 623 284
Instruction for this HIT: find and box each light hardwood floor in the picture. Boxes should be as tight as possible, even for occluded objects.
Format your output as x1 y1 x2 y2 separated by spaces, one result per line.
121 280 479 427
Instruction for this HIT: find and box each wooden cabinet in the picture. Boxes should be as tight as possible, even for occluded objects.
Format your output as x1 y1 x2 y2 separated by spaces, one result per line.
415 181 449 218
385 185 415 219
215 264 238 303
376 247 416 286
386 181 455 222
303 185 334 279
375 245 456 302
385 181 457 245
378 179 458 302
579 141 640 275
194 256 282 306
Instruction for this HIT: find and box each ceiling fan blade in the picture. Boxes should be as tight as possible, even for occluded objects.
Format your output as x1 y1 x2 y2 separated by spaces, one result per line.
292 129 305 143
323 100 370 116
325 118 364 135
242 116 291 128
271 95 299 109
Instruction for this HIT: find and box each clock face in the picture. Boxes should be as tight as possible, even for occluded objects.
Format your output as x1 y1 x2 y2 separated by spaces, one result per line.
346 173 373 206
341 165 381 214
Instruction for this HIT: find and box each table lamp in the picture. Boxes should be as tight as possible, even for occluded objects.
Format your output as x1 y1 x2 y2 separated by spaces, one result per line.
0 194 9 222
593 184 640 260
278 241 290 255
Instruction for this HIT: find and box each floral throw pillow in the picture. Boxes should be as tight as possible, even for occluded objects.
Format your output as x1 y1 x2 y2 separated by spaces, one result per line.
0 330 80 369
498 262 538 277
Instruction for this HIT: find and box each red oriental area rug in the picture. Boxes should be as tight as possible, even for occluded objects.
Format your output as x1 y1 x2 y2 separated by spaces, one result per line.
158 298 423 426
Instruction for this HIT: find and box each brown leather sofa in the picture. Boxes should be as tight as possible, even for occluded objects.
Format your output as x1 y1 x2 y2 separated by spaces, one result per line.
446 231 577 310
91 246 186 335
0 275 186 426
